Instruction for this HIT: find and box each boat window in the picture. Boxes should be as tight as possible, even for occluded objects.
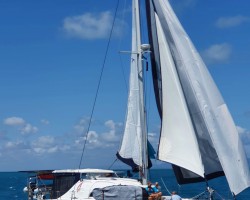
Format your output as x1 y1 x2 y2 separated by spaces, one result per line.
80 173 87 180
83 172 118 179
51 173 80 199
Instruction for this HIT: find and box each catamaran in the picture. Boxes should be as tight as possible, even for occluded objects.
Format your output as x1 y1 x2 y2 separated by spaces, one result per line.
23 0 250 199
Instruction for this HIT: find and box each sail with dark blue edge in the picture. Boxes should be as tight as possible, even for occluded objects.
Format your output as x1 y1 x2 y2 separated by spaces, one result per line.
145 0 223 185
117 0 153 178
116 152 140 172
146 0 250 195
116 141 154 172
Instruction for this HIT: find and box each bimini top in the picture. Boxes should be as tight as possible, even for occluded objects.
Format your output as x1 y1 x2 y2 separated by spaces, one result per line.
52 168 115 174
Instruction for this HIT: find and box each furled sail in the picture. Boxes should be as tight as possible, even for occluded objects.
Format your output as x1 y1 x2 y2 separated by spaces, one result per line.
117 0 151 172
146 0 250 195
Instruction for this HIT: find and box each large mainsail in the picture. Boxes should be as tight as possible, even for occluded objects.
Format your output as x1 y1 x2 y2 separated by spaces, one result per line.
146 0 250 195
154 12 204 178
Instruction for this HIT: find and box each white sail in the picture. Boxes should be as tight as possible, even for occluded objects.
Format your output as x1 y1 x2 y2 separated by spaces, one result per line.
118 0 250 195
117 0 146 171
155 14 204 178
149 0 250 195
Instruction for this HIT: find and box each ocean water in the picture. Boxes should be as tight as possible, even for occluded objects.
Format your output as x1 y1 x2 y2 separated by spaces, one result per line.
0 172 27 200
0 169 249 200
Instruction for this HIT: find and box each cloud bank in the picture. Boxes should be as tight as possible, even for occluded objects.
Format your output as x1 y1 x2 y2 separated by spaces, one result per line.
4 117 25 126
201 43 232 65
4 116 38 135
170 0 197 13
215 15 250 29
1 115 250 170
62 11 126 40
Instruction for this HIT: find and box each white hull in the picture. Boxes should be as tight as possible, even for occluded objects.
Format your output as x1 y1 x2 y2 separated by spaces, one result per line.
48 197 190 200
55 178 142 199
162 198 189 200
25 168 144 200
25 168 194 200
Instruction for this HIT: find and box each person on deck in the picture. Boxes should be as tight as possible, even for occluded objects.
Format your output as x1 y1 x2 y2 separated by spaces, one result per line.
145 182 162 200
155 182 161 192
171 191 182 200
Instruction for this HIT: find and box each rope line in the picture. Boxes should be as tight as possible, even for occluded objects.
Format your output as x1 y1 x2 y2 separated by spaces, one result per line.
160 177 171 195
108 158 118 170
78 0 121 169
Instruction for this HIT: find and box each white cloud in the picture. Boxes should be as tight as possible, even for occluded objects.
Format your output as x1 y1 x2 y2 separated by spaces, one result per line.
32 136 54 148
75 131 101 149
60 145 71 151
87 131 101 146
105 120 116 130
237 126 246 135
3 116 38 135
3 117 25 126
236 126 250 159
201 43 232 65
148 132 157 143
41 119 50 125
5 140 28 150
237 126 250 145
30 136 70 154
216 15 250 29
74 118 89 134
33 147 46 154
31 136 67 154
170 0 197 13
5 141 15 148
47 146 58 153
178 0 197 8
20 123 38 135
73 119 123 149
101 120 122 143
62 11 126 40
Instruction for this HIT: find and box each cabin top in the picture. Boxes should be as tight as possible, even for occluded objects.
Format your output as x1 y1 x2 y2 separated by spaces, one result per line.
52 168 115 174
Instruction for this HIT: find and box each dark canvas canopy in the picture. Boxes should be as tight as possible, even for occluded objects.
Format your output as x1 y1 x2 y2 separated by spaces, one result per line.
92 185 148 200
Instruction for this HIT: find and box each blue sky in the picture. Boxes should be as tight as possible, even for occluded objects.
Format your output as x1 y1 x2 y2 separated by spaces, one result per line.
0 0 250 171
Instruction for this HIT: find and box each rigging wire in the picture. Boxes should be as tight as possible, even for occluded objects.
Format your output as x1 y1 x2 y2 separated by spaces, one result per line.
118 0 129 92
118 54 128 92
107 158 118 170
78 0 121 169
160 177 172 195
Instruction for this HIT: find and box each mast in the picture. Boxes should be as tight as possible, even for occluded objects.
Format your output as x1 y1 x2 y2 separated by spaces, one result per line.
134 0 148 185
117 0 149 184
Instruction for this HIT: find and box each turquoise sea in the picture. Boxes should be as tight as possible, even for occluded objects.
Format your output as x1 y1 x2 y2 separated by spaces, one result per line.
0 169 249 200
